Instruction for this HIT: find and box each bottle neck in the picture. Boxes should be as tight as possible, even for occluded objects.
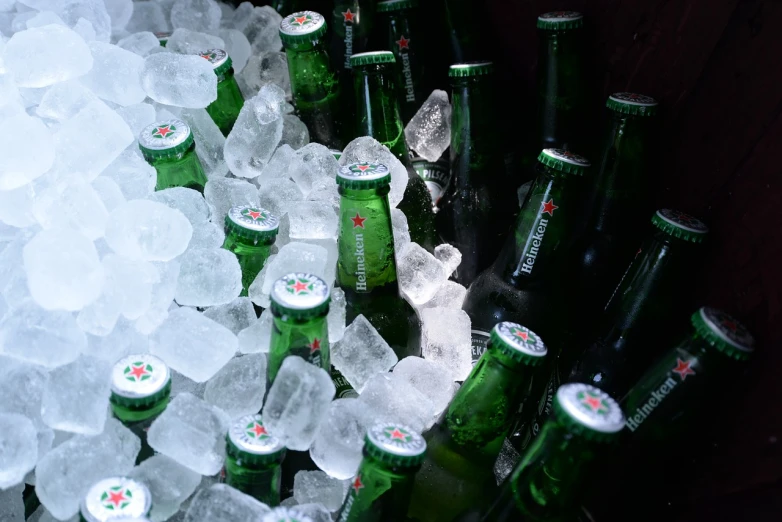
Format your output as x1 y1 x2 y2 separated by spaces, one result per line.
224 455 282 507
284 39 336 103
353 64 409 162
222 236 274 297
385 12 419 109
268 313 329 386
336 455 419 522
330 0 369 75
110 396 169 424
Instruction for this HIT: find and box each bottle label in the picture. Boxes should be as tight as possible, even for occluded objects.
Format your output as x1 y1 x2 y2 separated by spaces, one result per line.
471 329 490 364
511 179 566 280
531 367 560 438
333 3 359 70
413 160 450 206
332 371 358 399
338 201 397 293
398 42 415 103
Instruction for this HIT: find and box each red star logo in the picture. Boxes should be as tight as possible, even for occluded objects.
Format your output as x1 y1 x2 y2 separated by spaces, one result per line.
309 338 321 354
396 36 410 50
582 395 603 411
356 164 370 171
351 213 366 228
389 428 407 440
294 15 308 25
107 490 128 507
672 359 696 380
721 318 738 332
154 125 174 138
251 422 267 437
292 280 309 294
512 329 529 342
129 364 148 380
351 475 364 494
342 9 355 22
541 199 559 216
246 210 263 220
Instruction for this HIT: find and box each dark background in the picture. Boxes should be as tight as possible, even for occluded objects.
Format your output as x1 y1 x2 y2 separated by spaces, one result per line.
252 0 782 518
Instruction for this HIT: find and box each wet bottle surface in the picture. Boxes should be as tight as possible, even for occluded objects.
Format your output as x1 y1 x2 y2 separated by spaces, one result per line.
200 49 245 136
442 0 489 63
222 205 279 298
138 118 208 193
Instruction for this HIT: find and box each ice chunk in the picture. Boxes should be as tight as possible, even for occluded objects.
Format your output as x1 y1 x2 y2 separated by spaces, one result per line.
165 27 224 55
116 102 157 139
35 80 97 121
92 177 126 212
291 143 339 195
358 373 435 433
0 413 37 489
295 504 332 522
293 470 348 512
332 315 398 392
434 243 462 278
340 137 408 208
203 353 266 418
105 199 193 261
187 222 225 251
3 25 93 88
102 150 157 201
256 242 329 297
307 176 340 214
258 144 296 182
237 52 290 99
41 355 111 435
257 178 304 217
55 0 112 43
420 307 472 381
105 0 133 31
0 357 48 430
84 318 150 363
309 399 372 480
126 1 169 33
286 201 338 240
397 242 447 305
218 29 250 74
404 90 452 162
237 309 272 354
147 187 210 226
80 42 145 106
204 177 259 223
262 356 335 451
246 254 274 309
327 287 346 343
232 5 281 53
391 208 411 249
141 52 217 108
148 393 229 475
202 297 256 335
129 455 202 522
32 176 109 240
0 483 24 522
184 483 270 522
117 31 161 56
0 112 54 190
35 418 140 520
170 369 206 400
180 108 229 179
25 11 66 30
171 0 221 33
280 114 309 150
419 280 467 310
0 303 85 368
393 357 458 419
134 261 181 335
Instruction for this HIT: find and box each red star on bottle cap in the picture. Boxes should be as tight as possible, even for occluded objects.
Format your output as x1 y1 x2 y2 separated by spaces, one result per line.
351 475 364 493
247 210 263 220
721 318 738 332
389 428 407 440
292 280 309 293
396 36 410 50
351 213 366 228
582 395 603 411
106 490 128 507
672 359 696 380
512 329 529 342
294 15 308 25
251 422 268 437
541 199 559 216
356 164 370 171
129 364 148 380
342 9 355 22
309 338 321 354
154 125 174 138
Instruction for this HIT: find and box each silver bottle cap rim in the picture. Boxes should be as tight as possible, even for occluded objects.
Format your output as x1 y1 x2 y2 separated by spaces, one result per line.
541 148 591 167
556 383 625 433
655 209 709 234
493 322 547 357
280 11 326 36
197 48 229 69
80 477 151 522
699 307 755 351
138 119 191 150
270 272 330 311
111 354 170 399
227 205 280 233
229 414 285 455
609 92 658 107
337 162 390 182
538 11 583 22
366 423 426 458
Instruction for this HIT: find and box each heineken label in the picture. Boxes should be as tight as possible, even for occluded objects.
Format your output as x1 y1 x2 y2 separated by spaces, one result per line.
333 2 360 70
413 160 449 206
81 477 151 522
512 181 564 279
332 370 359 398
470 329 490 364
531 367 559 437
394 34 415 103
336 474 365 521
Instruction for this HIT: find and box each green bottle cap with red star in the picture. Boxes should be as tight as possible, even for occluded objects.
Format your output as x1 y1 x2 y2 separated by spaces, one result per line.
198 48 233 78
553 383 625 441
279 11 327 44
489 322 548 366
261 507 315 522
377 0 418 12
537 11 584 31
330 148 342 160
690 307 755 361
537 148 591 176
270 272 331 319
225 205 280 243
364 423 427 468
80 477 152 522
350 51 396 67
227 414 286 466
337 162 391 189
110 354 171 409
138 119 195 161
606 92 659 117
449 62 494 78
650 209 709 243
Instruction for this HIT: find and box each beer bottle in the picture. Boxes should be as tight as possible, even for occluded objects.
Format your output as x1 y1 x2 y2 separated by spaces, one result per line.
79 477 152 522
407 321 548 522
154 31 170 47
568 209 709 397
198 49 245 136
335 423 426 522
225 414 287 507
350 50 437 251
336 162 421 359
412 155 450 210
267 272 331 391
271 0 300 16
138 119 208 193
109 354 171 464
222 205 280 298
329 0 373 118
377 0 424 123
437 62 519 285
280 11 346 150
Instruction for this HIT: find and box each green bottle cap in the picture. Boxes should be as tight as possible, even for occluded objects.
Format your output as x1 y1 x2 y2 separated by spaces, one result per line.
489 322 547 366
138 119 194 161
154 31 171 45
279 11 327 44
364 423 427 468
350 51 396 67
197 48 233 77
80 477 152 522
449 62 494 78
270 272 331 319
225 205 280 243
554 383 625 441
110 354 171 409
606 92 659 117
261 507 315 522
336 162 391 189
537 148 591 176
227 414 286 466
329 148 342 160
651 209 709 242
377 0 418 12
691 307 755 361
537 11 584 30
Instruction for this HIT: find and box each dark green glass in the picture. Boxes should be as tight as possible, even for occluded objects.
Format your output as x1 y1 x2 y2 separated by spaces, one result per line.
222 206 279 297
329 0 374 120
412 156 450 210
151 144 207 192
443 0 487 63
271 0 302 16
138 119 208 193
332 367 360 398
208 68 244 136
225 456 282 506
223 239 271 298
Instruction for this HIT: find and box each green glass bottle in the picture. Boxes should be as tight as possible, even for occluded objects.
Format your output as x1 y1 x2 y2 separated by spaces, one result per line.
109 354 171 464
568 209 709 398
443 0 488 63
225 414 287 507
436 62 519 285
198 49 245 136
412 156 450 210
79 477 152 522
329 0 373 115
350 51 437 251
280 11 346 150
336 423 426 522
138 119 208 193
222 205 280 297
271 0 301 16
407 322 548 522
154 31 170 47
267 272 331 390
336 162 421 359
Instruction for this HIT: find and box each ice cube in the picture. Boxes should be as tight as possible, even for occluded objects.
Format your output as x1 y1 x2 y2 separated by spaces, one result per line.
397 242 447 305
117 31 161 57
129 454 202 522
257 242 329 297
309 399 372 480
125 2 169 34
80 42 146 106
102 150 157 201
204 177 259 223
41 355 111 435
280 114 309 150
105 0 133 31
73 17 98 43
165 27 224 55
31 176 109 241
147 187 210 226
339 137 408 208
404 90 452 162
286 201 338 240
202 297 256 335
35 418 140 520
295 504 331 522
307 177 340 215
187 222 225 251
232 4 281 54
84 318 150 363
134 260 181 335
0 186 33 229
218 29 251 73
257 178 304 217
246 253 275 309
170 370 206 400
116 103 157 139
150 307 237 382
419 280 467 310
148 393 229 475
3 24 93 88
393 357 458 419
0 483 24 522
35 80 97 122
291 143 339 195
262 356 335 451
0 303 85 368
293 470 348 512
434 243 462 278
171 0 221 33
327 287 346 343
0 357 48 430
0 112 54 190
105 199 193 262
180 108 229 179
420 307 472 381
358 373 436 433
0 413 38 489
55 0 112 43
237 309 272 354
391 208 411 249
184 483 270 522
258 144 297 183
237 52 290 99
175 248 241 307
203 353 266 418
332 315 398 393
24 11 65 30
141 52 217 108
